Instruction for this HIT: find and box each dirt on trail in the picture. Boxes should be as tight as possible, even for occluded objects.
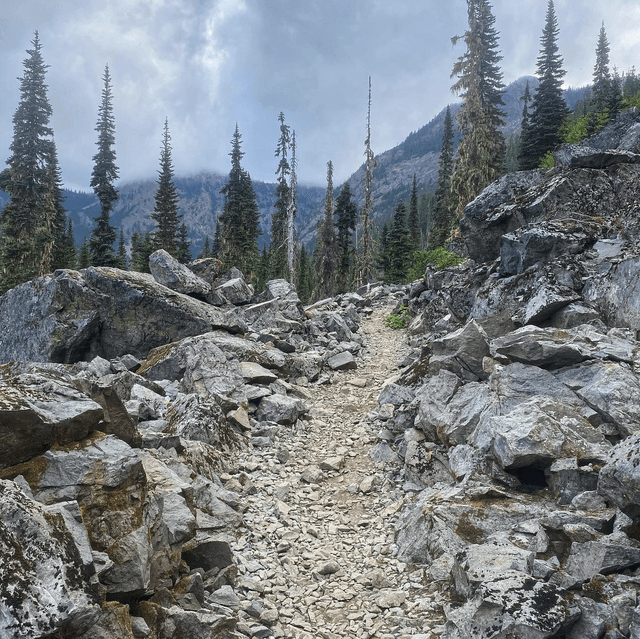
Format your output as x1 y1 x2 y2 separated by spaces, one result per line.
227 305 447 639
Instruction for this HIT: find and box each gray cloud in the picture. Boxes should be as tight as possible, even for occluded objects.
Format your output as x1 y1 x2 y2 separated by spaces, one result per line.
1 0 638 190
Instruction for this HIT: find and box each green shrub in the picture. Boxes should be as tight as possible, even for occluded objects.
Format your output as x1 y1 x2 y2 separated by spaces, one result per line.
408 247 465 280
384 305 412 330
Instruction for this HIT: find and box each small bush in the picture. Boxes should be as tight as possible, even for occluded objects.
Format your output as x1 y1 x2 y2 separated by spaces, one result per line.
385 305 412 330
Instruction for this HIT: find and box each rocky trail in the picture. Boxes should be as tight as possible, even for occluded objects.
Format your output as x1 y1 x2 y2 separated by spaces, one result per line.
226 307 445 639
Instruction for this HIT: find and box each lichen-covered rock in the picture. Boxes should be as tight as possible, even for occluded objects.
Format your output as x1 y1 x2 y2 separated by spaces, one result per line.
598 434 640 519
0 363 104 470
0 267 246 365
0 479 100 638
149 249 212 298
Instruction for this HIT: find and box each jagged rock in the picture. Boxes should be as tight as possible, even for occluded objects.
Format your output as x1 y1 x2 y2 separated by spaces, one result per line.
557 360 640 437
584 254 640 330
414 370 461 442
187 257 225 284
326 351 357 371
149 249 211 298
138 601 236 639
598 434 640 519
215 276 254 306
444 574 581 639
471 398 611 470
500 223 593 276
2 432 179 596
558 532 640 588
239 361 278 384
0 362 104 469
256 393 306 424
0 267 246 364
429 320 490 380
89 383 141 445
258 279 306 322
549 302 604 329
0 480 100 638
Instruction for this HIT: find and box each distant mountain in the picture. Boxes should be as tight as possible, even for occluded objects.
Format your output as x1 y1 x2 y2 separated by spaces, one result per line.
0 77 589 256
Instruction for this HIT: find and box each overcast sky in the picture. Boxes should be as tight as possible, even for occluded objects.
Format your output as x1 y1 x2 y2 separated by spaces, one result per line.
1 0 639 190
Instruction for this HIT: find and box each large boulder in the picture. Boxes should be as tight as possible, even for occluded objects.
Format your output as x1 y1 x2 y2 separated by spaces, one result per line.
0 479 100 638
149 249 211 298
598 434 640 518
0 363 104 470
0 267 246 364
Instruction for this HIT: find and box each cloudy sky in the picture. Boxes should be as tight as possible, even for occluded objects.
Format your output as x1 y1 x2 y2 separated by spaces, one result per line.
1 0 639 191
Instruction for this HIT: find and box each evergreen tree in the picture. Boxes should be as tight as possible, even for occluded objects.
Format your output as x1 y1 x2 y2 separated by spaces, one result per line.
385 202 411 283
609 67 623 117
152 118 181 256
378 222 390 276
198 237 213 259
176 223 191 263
312 161 338 300
78 237 91 269
520 0 568 169
0 32 57 292
408 174 420 252
254 247 270 296
334 181 357 294
49 139 73 271
218 125 260 277
449 0 506 218
296 245 313 304
130 231 154 272
89 65 119 266
592 22 612 117
269 112 292 280
62 219 77 269
516 81 532 169
287 130 298 283
211 219 222 258
354 77 377 286
429 105 456 249
116 229 127 269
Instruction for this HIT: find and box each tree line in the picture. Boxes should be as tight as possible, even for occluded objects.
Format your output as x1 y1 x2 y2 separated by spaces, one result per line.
1 5 638 297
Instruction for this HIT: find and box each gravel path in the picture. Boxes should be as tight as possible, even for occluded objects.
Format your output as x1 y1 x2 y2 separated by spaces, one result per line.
227 306 447 639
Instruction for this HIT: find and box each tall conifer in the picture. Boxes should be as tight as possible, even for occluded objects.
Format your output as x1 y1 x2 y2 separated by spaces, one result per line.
152 118 181 256
429 105 456 249
89 65 119 266
520 0 567 169
313 161 338 300
334 182 357 294
218 125 260 277
269 112 292 280
408 174 420 251
449 0 506 218
0 32 57 292
385 203 411 284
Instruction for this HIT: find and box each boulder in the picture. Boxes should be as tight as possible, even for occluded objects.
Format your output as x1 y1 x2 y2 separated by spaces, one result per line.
0 480 99 638
149 249 211 298
257 279 306 322
256 394 306 425
429 320 490 380
0 363 104 470
598 434 640 518
326 351 357 371
215 277 254 306
187 258 225 285
414 370 461 442
0 267 246 364
471 398 612 470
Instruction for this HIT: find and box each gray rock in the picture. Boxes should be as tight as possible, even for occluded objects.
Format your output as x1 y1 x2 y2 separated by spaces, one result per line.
215 276 254 306
149 249 211 297
0 363 103 470
369 442 399 464
258 279 306 322
0 480 99 638
239 361 278 384
326 351 357 371
0 267 246 364
187 257 224 284
256 393 306 424
414 370 461 442
472 398 611 470
429 320 490 380
208 585 240 610
598 433 640 518
182 539 234 572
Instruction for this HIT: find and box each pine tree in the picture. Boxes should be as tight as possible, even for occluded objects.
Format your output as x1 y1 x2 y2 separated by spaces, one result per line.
334 182 357 294
218 125 260 278
89 65 119 266
78 237 91 269
312 161 338 300
287 130 298 283
408 174 420 251
116 229 127 269
385 202 411 283
152 118 181 256
520 0 568 169
269 112 292 280
199 237 213 259
449 0 506 218
0 32 57 292
176 223 191 263
49 139 73 270
516 81 532 169
254 247 270 296
354 77 377 286
130 231 154 272
62 219 77 269
592 22 612 117
296 245 313 304
429 105 456 249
